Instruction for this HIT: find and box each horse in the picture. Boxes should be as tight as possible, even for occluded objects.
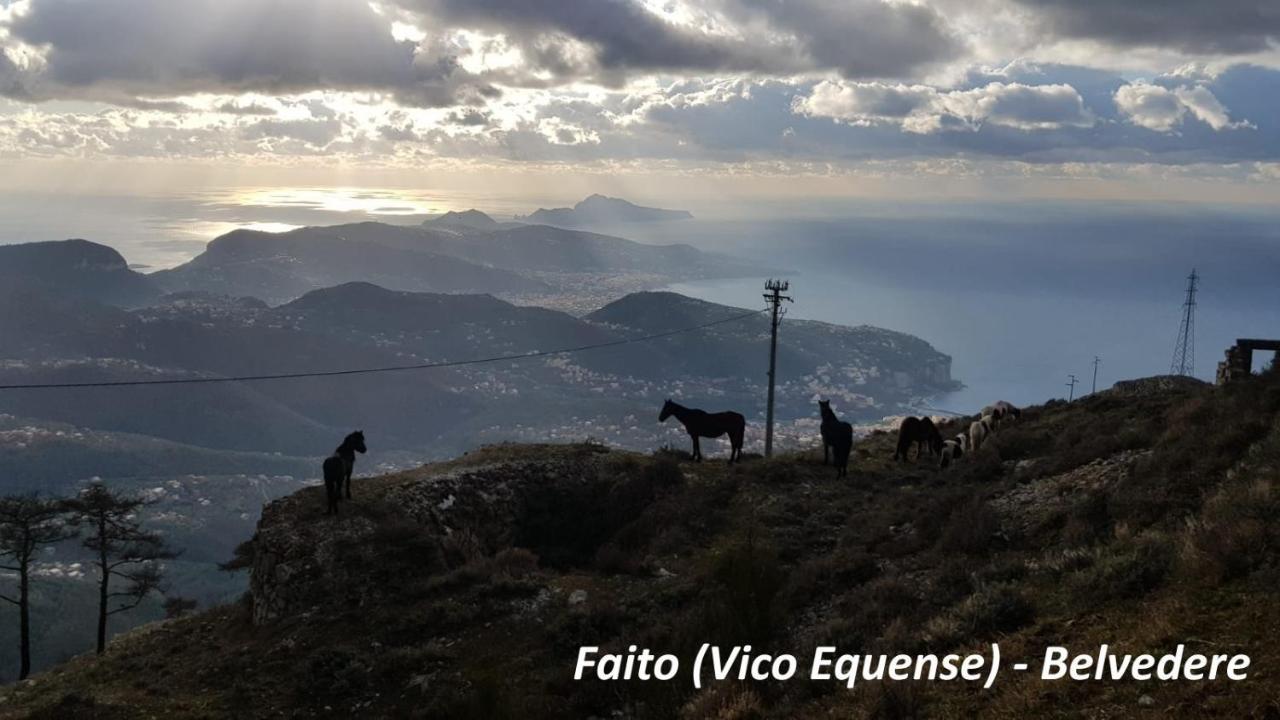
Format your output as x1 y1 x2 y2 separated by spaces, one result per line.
939 439 966 469
659 399 745 464
994 400 1021 422
818 400 854 478
980 401 1022 426
939 432 969 469
894 416 943 461
969 416 994 453
322 430 367 515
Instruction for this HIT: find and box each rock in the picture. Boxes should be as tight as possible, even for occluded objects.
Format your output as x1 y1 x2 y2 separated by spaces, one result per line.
568 590 589 606
248 450 620 625
1138 695 1155 707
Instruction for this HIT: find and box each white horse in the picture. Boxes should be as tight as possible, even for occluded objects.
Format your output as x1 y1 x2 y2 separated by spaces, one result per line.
994 400 1020 422
939 438 965 469
970 415 995 452
981 401 1021 426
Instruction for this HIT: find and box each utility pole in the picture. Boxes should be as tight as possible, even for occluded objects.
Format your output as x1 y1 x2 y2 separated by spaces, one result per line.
1066 374 1079 402
1091 356 1102 395
1170 269 1199 376
763 279 792 458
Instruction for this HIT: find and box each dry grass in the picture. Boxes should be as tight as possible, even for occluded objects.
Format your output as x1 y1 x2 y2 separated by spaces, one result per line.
6 373 1280 718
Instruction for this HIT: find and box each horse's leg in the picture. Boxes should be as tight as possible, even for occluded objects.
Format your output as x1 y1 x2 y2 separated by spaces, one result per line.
345 469 353 499
691 435 702 462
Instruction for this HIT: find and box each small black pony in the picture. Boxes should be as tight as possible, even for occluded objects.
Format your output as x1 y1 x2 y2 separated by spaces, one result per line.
659 399 745 463
894 417 943 461
322 430 367 515
818 400 853 478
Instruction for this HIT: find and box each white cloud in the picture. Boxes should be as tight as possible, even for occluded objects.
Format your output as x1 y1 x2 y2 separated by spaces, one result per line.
794 79 1095 133
1114 81 1250 132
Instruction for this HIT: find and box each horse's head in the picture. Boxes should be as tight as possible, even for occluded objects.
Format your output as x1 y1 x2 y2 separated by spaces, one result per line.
818 399 830 413
348 430 367 454
659 399 675 422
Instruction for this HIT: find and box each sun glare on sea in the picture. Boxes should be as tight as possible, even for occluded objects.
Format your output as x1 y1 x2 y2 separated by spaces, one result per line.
230 187 442 216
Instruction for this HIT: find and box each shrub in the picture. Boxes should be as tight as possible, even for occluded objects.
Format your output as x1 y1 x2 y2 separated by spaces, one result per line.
1071 532 1173 603
936 496 1001 556
490 547 540 578
679 684 764 720
922 583 1034 648
869 680 930 720
1181 478 1280 585
1061 490 1111 547
162 596 198 619
699 527 786 645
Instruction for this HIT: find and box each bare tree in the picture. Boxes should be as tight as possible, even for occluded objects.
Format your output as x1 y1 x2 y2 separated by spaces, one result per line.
65 484 176 655
0 495 73 679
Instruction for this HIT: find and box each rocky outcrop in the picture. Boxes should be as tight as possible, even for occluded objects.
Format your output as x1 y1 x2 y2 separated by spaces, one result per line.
990 450 1151 536
1108 375 1206 397
248 447 614 625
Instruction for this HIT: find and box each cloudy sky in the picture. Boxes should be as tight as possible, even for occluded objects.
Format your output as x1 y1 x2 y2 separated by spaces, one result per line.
2 0 1280 205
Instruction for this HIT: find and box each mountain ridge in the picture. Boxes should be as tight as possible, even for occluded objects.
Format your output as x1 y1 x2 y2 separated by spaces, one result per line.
521 194 694 227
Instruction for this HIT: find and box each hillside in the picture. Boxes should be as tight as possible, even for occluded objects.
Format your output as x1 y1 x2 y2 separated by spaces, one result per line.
0 240 159 307
151 220 748 308
589 291 957 416
5 369 1278 717
150 226 546 305
0 287 953 458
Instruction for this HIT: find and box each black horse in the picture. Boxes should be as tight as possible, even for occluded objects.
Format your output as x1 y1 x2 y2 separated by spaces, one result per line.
659 399 745 463
322 430 367 515
818 400 853 478
894 417 943 461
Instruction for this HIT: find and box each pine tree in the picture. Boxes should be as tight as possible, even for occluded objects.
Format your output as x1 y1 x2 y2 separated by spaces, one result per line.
65 484 176 655
0 494 73 680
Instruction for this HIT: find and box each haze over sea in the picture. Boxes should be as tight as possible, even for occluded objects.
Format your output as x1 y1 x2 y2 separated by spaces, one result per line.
2 188 1276 416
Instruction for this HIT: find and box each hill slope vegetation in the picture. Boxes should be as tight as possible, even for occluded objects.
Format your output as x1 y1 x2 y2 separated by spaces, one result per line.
4 369 1279 718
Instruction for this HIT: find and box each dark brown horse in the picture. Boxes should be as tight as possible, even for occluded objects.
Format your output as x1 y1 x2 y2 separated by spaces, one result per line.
322 430 366 515
894 417 942 461
818 400 853 478
659 399 745 463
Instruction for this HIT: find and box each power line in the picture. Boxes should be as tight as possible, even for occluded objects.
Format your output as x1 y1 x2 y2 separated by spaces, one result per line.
0 308 767 392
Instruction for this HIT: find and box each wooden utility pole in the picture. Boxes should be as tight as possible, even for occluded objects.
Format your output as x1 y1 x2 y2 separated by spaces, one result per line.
763 280 792 458
1091 356 1102 395
1066 374 1079 402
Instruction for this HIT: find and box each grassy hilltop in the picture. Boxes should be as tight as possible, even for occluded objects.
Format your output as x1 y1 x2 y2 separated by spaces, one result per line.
2 369 1279 719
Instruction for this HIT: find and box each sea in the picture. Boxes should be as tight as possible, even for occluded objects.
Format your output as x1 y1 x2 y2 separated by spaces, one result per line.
2 189 1277 416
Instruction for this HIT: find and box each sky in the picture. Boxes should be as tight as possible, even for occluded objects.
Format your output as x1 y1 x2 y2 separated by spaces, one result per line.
2 0 1280 206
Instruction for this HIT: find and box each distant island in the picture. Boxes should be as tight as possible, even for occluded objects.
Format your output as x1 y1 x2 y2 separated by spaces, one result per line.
519 194 693 227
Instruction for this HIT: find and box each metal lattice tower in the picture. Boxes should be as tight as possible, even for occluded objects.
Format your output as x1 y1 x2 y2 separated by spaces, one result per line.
1170 269 1199 376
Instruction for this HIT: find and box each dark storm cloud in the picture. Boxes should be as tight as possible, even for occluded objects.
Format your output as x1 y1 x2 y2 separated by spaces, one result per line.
725 0 963 78
1010 0 1280 54
407 0 763 74
399 0 961 80
2 0 480 106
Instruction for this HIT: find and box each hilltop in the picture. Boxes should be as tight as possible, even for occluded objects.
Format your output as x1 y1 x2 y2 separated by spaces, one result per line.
0 240 159 307
522 194 693 227
5 368 1279 717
